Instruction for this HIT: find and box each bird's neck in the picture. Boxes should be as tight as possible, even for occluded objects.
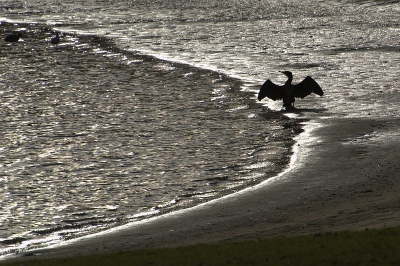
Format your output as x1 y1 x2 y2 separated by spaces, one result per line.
285 76 293 85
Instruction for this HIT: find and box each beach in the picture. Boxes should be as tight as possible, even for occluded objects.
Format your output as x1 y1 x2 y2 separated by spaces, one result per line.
0 21 298 258
18 116 400 259
1 0 399 260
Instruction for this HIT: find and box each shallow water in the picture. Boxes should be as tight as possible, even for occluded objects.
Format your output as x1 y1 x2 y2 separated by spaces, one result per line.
0 0 399 258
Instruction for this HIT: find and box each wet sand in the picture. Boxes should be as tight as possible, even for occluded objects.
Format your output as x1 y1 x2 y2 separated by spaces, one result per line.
19 116 400 259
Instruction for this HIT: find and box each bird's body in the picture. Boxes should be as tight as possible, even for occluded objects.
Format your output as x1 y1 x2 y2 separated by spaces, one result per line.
258 71 323 109
50 32 60 45
4 33 22 42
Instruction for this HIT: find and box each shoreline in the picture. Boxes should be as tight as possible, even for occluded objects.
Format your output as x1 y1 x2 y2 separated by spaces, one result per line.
11 115 400 260
0 21 300 260
7 118 311 260
1 20 399 262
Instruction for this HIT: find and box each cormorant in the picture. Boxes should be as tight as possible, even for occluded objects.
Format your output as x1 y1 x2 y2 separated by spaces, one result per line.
50 32 60 45
258 71 324 109
4 33 22 42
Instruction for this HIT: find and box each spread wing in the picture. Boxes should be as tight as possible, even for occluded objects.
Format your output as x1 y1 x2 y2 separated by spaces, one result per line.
258 79 284 101
293 76 324 99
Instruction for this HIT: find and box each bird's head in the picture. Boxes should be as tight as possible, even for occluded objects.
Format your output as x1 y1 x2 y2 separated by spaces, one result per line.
281 71 293 79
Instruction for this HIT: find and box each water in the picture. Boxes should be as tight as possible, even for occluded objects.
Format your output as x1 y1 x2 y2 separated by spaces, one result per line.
0 0 399 258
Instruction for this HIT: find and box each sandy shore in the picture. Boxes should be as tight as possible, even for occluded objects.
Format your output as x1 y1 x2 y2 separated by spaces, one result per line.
14 116 399 259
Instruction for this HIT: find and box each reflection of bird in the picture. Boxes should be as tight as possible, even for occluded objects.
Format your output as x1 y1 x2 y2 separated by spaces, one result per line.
50 32 60 45
258 71 324 109
4 33 22 42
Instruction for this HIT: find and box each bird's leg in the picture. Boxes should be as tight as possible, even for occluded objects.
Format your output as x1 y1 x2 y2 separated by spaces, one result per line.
283 102 293 110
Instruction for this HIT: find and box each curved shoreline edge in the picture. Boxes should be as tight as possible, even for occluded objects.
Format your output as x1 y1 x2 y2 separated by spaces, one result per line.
0 20 300 260
5 120 314 261
10 116 400 261
2 20 399 262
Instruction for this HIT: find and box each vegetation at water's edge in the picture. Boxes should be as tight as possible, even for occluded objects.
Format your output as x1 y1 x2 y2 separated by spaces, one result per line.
3 226 400 266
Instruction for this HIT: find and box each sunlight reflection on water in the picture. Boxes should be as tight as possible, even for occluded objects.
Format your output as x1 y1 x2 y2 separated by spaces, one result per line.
0 0 399 258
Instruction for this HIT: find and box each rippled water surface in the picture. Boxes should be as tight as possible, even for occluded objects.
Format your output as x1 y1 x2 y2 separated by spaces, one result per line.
0 0 399 258
4 0 398 116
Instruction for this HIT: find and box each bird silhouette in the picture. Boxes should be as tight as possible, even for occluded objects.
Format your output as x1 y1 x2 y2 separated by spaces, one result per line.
50 32 60 45
258 71 323 109
4 33 22 42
